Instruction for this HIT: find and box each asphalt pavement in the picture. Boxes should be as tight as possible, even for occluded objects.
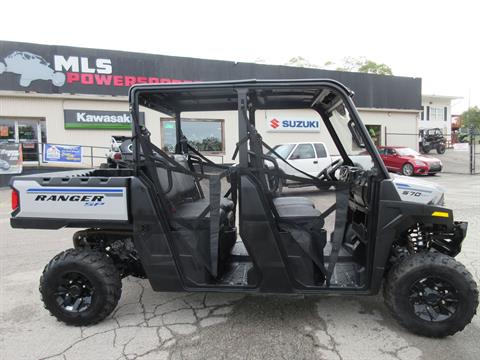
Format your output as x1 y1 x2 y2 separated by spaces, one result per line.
0 173 479 360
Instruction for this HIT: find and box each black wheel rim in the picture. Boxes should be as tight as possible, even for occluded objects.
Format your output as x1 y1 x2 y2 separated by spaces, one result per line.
409 277 459 322
54 272 94 313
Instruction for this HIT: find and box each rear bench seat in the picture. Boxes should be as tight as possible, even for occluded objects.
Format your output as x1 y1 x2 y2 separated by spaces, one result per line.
156 154 234 220
156 154 236 279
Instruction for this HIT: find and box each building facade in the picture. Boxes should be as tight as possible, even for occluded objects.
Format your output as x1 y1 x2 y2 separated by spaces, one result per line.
0 41 422 168
420 95 459 136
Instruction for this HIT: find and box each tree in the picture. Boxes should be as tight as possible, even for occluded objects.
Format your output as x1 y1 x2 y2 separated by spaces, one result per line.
284 55 393 75
327 56 393 75
284 56 319 68
461 106 480 131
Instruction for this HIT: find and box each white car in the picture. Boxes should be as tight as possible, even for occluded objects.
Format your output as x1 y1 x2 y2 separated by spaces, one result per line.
0 51 65 87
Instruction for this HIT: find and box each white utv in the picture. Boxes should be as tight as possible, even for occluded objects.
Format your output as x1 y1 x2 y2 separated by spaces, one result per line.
9 79 477 337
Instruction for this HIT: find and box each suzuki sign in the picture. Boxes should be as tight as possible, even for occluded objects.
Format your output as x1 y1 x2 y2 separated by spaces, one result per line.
267 118 321 132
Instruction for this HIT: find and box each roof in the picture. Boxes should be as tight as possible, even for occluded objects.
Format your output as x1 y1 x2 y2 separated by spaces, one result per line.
422 94 462 100
131 78 353 114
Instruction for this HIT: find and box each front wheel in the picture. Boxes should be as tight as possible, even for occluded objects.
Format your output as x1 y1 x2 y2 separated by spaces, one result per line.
436 144 446 154
384 252 478 337
39 248 122 326
402 163 414 176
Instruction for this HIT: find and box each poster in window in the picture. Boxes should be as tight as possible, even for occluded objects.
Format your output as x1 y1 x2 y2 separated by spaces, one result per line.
0 126 8 137
0 143 23 174
43 144 83 163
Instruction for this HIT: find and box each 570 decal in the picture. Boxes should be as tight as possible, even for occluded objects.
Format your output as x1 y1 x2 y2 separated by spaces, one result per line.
402 190 422 197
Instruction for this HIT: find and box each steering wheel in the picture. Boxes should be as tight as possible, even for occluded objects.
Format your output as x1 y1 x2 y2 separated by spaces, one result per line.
263 154 283 193
318 158 343 181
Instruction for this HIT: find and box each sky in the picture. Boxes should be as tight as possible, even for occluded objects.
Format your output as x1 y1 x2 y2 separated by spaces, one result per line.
1 0 478 113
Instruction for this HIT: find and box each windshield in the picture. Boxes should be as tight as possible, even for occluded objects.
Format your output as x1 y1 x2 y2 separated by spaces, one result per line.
329 107 376 171
396 148 419 156
270 144 295 159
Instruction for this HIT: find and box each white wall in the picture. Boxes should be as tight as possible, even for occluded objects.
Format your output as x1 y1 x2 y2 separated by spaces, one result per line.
359 109 419 149
420 96 453 136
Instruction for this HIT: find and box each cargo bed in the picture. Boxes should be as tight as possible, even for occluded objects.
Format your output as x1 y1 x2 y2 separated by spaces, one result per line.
10 168 134 229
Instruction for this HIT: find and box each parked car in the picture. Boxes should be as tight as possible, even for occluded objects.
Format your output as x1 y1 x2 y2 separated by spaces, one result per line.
378 146 442 176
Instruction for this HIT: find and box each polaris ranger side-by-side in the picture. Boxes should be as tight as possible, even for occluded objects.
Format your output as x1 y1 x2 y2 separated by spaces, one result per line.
10 79 478 337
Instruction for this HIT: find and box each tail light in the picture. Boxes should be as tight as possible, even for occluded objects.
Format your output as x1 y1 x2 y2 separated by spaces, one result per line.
12 189 19 211
113 152 122 160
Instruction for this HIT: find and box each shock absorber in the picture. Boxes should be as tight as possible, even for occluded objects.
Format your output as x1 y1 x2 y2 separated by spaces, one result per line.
407 223 429 253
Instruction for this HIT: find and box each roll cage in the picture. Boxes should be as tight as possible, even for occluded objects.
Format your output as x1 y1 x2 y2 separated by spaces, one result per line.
128 79 389 179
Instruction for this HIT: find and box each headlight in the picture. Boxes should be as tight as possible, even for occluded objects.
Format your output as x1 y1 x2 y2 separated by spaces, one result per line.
414 160 427 166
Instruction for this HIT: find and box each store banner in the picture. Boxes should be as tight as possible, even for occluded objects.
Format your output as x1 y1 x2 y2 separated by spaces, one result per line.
43 144 82 163
267 118 321 133
0 142 23 174
64 110 144 130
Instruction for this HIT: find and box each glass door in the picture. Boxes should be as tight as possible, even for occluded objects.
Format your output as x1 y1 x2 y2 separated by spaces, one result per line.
18 120 40 162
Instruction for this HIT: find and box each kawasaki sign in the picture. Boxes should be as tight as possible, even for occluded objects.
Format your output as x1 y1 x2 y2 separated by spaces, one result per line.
64 110 144 130
267 118 320 132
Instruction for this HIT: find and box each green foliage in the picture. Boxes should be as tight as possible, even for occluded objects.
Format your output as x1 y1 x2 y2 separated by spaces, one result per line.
285 56 319 68
461 106 480 131
284 55 393 75
357 60 393 75
331 56 393 75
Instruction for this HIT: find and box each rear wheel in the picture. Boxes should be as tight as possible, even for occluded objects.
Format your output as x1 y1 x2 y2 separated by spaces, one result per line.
402 163 414 176
39 248 122 326
384 252 478 337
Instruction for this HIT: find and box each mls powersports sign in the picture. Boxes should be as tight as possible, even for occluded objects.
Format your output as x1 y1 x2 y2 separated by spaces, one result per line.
0 41 193 96
267 118 321 132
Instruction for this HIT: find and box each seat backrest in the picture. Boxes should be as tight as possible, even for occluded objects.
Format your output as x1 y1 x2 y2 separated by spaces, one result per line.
156 154 197 203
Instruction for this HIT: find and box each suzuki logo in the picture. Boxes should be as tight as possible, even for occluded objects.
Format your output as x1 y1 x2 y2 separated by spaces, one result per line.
270 118 280 129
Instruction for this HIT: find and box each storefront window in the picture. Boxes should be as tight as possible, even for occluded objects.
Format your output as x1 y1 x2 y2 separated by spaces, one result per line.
161 118 224 154
0 118 46 162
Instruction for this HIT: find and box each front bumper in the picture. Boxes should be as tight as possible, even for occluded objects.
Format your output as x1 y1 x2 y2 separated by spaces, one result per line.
428 163 443 174
431 220 468 257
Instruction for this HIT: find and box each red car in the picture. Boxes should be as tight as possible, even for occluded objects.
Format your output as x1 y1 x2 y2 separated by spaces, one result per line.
378 146 443 176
